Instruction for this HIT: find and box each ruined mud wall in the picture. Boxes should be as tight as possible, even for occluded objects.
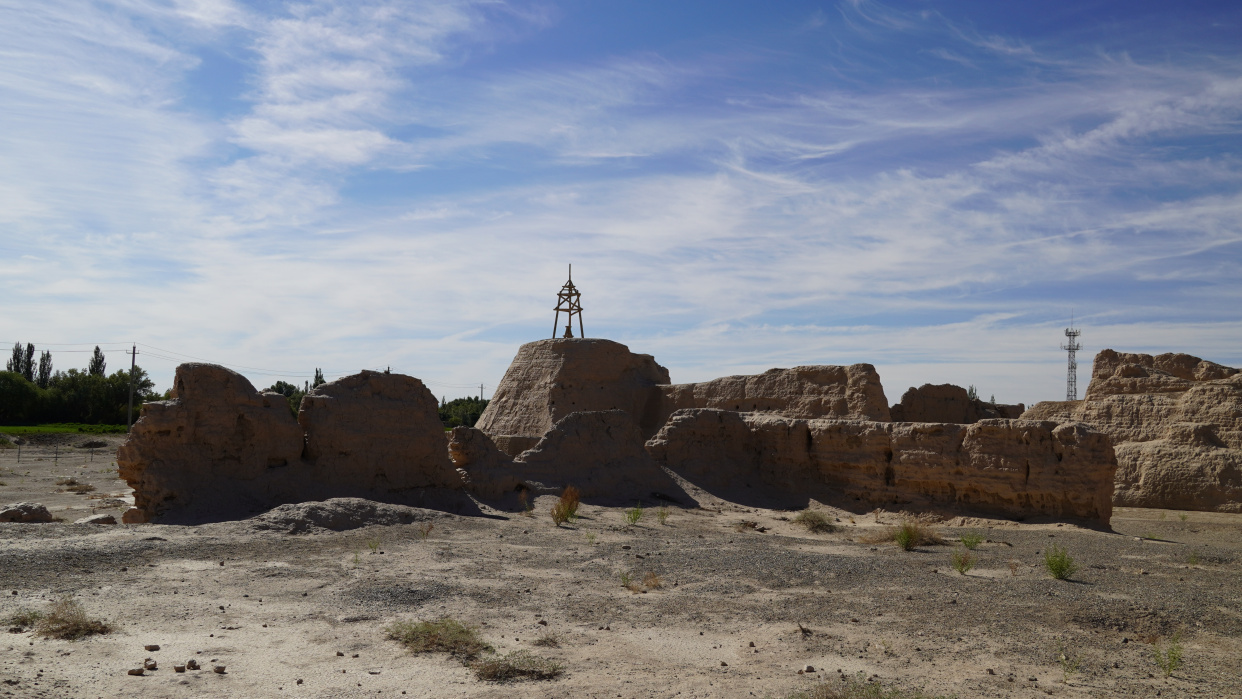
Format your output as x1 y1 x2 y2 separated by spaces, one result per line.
117 365 459 522
655 364 891 429
646 409 1116 524
1023 349 1242 512
474 339 670 455
889 383 1025 423
451 410 685 504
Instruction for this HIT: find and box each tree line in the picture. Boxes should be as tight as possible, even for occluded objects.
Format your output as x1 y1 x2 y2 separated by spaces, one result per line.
439 396 488 428
1 343 157 424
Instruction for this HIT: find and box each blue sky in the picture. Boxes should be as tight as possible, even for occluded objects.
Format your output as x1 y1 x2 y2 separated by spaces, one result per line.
2 0 1241 406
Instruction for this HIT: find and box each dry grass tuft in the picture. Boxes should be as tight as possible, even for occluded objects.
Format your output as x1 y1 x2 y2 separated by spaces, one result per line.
66 484 96 494
34 598 112 640
794 509 835 533
531 632 562 648
3 608 44 630
786 673 951 698
386 618 491 659
550 485 580 526
54 477 78 486
472 650 563 682
862 521 944 550
642 571 663 589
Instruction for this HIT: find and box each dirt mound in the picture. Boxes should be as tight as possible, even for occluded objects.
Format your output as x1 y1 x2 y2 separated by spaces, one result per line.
1024 349 1242 512
246 498 443 534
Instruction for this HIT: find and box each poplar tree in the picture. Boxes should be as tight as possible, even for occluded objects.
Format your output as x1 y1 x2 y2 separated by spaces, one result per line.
36 351 52 388
88 346 106 376
21 343 35 382
5 343 21 374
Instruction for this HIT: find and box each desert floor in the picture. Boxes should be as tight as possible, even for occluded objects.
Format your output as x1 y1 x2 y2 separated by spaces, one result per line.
1 433 1240 699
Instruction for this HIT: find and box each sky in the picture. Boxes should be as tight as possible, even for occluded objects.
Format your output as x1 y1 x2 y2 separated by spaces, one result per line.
2 0 1241 407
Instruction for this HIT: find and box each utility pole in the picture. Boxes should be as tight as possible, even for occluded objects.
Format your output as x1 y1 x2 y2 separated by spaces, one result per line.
479 383 484 401
127 344 138 433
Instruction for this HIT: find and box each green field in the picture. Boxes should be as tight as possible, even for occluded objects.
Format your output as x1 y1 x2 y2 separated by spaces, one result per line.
0 423 127 435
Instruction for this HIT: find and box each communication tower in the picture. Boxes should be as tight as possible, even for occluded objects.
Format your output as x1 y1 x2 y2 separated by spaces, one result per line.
1060 314 1082 401
552 265 584 339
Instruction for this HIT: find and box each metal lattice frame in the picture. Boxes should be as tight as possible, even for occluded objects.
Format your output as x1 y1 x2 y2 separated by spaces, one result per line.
552 265 584 339
1061 322 1082 401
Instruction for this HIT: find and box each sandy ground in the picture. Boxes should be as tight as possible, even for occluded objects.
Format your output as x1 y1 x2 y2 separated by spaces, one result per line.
1 434 1241 699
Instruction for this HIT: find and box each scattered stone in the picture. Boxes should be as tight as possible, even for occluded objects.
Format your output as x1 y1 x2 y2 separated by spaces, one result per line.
143 658 157 670
74 514 117 525
144 644 160 651
186 659 199 670
748 641 755 647
127 668 144 676
805 665 816 672
0 502 54 523
174 664 186 673
213 665 226 674
720 661 728 667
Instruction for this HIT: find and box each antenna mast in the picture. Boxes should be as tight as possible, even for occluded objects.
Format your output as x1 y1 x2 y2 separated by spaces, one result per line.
551 264 584 339
1060 312 1082 401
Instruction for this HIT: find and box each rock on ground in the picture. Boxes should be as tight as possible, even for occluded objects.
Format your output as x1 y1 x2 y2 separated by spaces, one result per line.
889 383 1024 423
245 498 443 534
73 514 117 525
646 409 1116 524
475 339 671 454
1024 349 1242 512
0 502 54 523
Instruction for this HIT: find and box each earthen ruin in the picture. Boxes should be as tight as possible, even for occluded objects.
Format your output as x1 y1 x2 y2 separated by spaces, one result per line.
1024 349 1242 512
116 337 1241 525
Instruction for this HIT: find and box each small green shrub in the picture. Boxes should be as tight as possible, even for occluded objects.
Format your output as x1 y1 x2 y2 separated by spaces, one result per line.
950 548 976 575
624 504 643 526
885 522 942 551
34 598 111 640
793 509 834 533
386 618 491 659
1187 550 1200 565
1043 545 1079 580
1153 633 1184 677
656 506 670 525
583 532 596 545
1178 513 1189 522
472 650 562 682
958 532 984 550
531 632 561 648
366 538 380 553
1057 641 1081 681
2 608 44 629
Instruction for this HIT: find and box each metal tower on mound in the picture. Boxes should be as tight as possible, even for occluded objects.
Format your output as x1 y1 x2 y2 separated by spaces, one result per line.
1061 314 1082 401
552 264 584 339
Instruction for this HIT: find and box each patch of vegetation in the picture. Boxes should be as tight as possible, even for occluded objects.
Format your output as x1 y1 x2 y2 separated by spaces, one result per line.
530 632 561 648
2 608 44 630
950 549 976 575
1153 633 1184 677
518 489 533 517
438 396 490 428
1178 513 1189 522
34 598 112 640
958 532 984 550
642 571 663 589
656 506 670 525
735 519 759 532
550 486 580 527
793 509 835 533
624 504 644 526
1057 641 1082 681
864 521 943 550
1043 544 1079 580
0 435 12 449
472 650 562 682
583 532 596 545
414 522 434 541
1187 550 1200 565
366 538 380 553
386 618 491 659
785 673 953 698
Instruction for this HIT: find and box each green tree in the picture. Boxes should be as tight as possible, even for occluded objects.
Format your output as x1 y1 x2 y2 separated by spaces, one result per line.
439 396 490 428
0 371 40 422
313 368 325 388
5 343 21 374
967 385 979 401
265 380 306 417
36 351 52 388
87 346 106 376
21 343 35 382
